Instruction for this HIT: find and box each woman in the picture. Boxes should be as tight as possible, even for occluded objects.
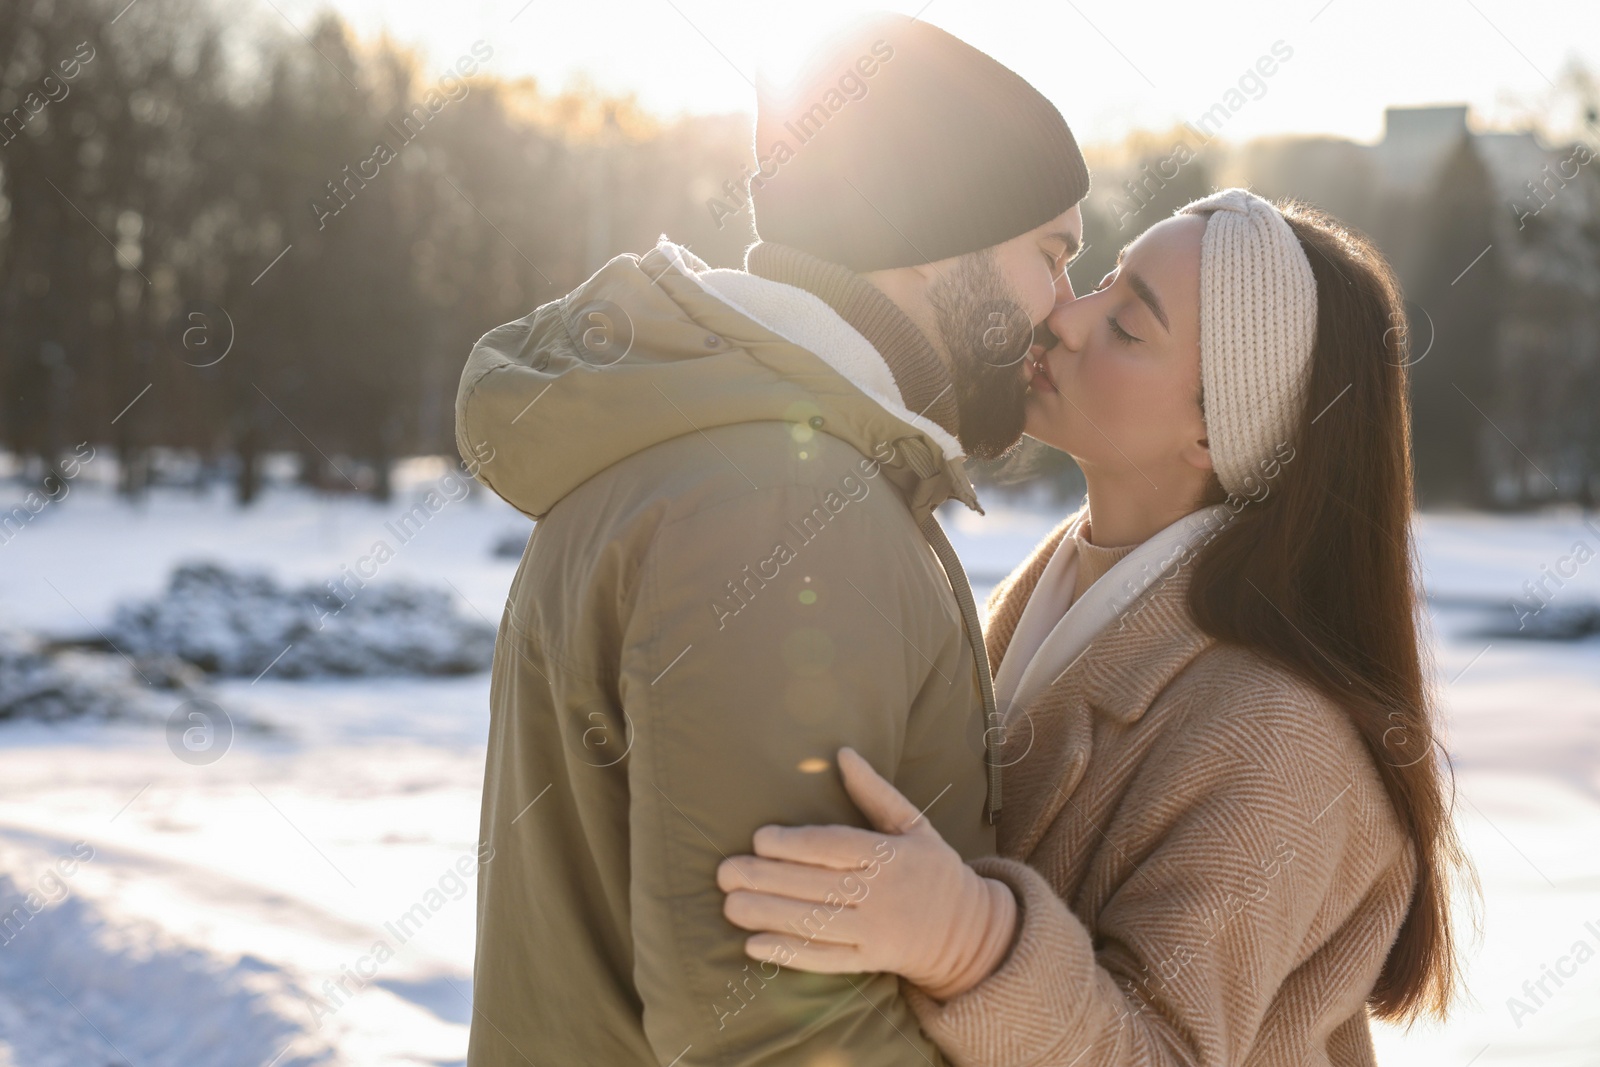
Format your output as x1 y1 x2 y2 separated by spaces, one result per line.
716 189 1467 1065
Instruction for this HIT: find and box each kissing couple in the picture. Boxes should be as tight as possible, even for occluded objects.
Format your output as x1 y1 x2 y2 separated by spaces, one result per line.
456 12 1464 1066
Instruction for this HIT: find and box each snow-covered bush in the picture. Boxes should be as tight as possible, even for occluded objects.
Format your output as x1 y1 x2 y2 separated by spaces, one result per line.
0 631 203 721
110 562 496 679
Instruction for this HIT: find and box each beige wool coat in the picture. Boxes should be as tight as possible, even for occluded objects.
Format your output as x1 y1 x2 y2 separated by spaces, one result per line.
906 516 1419 1066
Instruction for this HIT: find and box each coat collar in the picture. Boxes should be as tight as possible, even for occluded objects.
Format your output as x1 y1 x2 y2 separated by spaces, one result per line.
1000 506 1229 727
990 521 1217 856
991 509 1221 724
1077 565 1213 722
983 512 1078 670
640 243 980 515
744 240 962 442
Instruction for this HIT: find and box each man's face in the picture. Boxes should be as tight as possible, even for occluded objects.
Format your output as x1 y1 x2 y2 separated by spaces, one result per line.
926 205 1082 459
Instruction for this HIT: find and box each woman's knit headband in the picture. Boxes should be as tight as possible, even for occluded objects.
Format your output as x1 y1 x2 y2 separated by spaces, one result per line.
1176 188 1319 497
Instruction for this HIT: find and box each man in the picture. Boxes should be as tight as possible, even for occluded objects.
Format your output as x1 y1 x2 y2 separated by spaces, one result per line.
456 13 1088 1064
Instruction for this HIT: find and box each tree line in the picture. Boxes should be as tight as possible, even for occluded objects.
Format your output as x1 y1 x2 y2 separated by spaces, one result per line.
1 0 753 503
4 0 1596 508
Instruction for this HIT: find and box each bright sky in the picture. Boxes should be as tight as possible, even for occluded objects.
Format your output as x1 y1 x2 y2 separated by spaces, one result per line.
282 0 1596 145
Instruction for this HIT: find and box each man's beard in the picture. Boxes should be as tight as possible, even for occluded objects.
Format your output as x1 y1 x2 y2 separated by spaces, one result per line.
927 249 1034 461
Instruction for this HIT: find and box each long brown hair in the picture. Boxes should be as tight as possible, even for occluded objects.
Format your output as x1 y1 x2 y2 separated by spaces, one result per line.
1187 201 1470 1022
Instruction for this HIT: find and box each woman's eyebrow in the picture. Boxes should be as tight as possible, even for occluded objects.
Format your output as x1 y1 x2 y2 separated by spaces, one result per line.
1125 270 1170 332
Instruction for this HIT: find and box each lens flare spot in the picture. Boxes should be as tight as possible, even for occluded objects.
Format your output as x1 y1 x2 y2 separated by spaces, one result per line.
797 757 830 774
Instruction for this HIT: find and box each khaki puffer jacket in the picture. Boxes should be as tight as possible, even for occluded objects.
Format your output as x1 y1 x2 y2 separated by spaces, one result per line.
457 242 996 1066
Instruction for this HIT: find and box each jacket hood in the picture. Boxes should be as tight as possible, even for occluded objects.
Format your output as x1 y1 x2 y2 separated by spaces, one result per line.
456 240 979 520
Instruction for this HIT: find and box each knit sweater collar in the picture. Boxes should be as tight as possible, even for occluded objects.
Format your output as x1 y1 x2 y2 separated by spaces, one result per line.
745 241 961 440
1070 523 1137 606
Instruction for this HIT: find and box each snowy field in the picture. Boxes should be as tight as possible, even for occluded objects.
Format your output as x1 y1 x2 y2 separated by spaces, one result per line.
0 469 1597 1066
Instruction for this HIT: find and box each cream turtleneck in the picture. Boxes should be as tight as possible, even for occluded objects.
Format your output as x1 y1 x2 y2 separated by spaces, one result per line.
1070 523 1136 606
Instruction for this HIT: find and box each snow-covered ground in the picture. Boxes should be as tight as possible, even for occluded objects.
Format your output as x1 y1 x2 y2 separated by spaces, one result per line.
0 473 1596 1065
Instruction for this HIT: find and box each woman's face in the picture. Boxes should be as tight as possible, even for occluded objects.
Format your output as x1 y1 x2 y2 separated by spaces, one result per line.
1022 214 1212 489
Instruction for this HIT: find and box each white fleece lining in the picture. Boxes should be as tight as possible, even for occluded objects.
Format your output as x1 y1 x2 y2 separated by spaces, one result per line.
656 241 965 460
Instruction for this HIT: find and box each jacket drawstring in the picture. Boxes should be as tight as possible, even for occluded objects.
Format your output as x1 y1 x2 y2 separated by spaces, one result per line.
919 514 1001 824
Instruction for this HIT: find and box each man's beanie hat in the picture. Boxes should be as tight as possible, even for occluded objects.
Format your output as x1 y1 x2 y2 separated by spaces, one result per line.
749 13 1090 272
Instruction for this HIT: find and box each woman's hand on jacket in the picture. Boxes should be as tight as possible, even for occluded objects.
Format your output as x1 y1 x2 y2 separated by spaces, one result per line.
717 746 1019 1002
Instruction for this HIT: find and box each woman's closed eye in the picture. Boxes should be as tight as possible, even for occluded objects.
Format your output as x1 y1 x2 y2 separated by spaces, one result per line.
1107 315 1142 344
